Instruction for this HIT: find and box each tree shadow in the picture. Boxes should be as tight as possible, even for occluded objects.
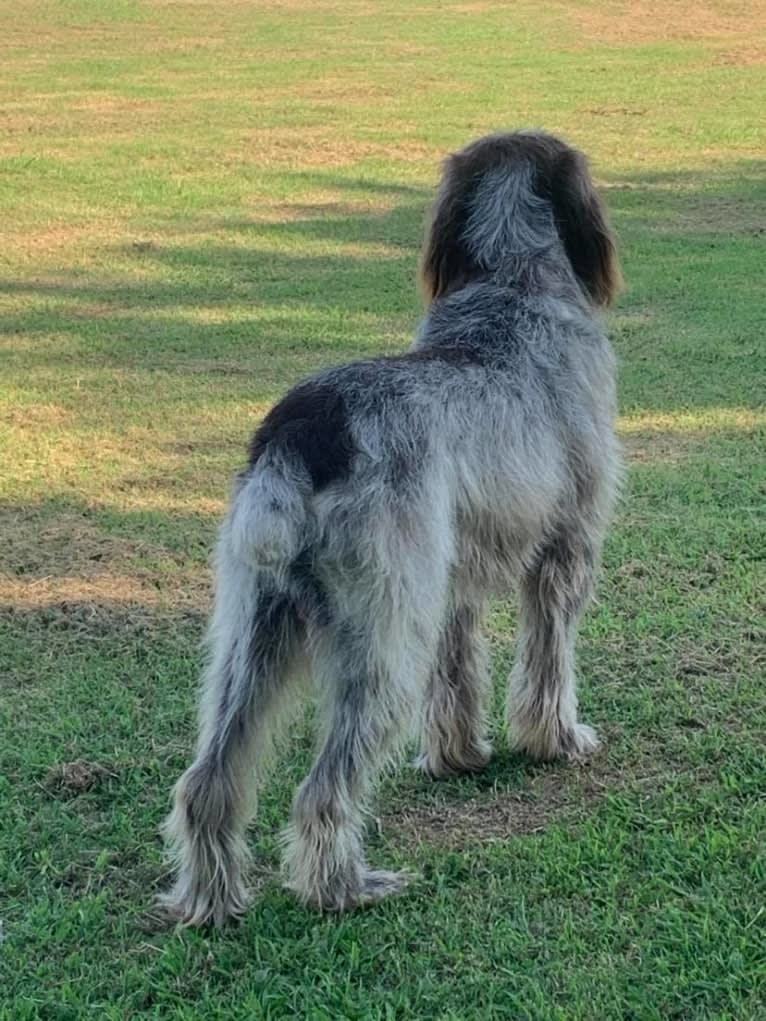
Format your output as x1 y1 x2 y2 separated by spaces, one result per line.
2 161 762 415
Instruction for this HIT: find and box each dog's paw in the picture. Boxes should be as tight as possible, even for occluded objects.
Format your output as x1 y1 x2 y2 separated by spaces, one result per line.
158 873 251 928
358 867 413 905
291 866 413 912
413 738 492 779
510 717 600 763
559 722 600 761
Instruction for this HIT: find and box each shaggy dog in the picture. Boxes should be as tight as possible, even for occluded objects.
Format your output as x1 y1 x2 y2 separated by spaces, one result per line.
160 130 621 925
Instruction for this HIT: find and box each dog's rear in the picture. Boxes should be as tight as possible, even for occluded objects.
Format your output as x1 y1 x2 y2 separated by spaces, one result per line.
161 130 621 925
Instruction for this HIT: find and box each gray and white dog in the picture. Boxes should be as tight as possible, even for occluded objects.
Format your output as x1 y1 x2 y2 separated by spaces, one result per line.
161 130 622 925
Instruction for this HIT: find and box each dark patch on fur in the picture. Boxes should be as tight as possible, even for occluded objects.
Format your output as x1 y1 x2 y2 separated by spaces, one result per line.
421 130 620 306
247 588 295 672
385 446 419 490
212 585 298 755
289 548 332 627
248 380 355 491
420 180 484 301
246 346 482 496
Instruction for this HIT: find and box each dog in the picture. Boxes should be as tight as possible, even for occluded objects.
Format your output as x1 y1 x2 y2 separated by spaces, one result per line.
160 129 621 925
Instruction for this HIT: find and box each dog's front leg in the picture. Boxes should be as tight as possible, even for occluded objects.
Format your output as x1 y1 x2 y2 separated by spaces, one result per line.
507 528 601 762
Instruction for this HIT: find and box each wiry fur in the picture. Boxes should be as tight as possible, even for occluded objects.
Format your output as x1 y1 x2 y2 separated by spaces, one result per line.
161 129 622 924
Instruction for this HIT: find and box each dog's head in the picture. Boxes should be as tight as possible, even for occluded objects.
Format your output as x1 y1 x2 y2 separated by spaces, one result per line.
421 130 620 307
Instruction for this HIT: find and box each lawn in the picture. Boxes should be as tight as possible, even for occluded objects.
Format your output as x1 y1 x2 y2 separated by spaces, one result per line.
1 1 764 1018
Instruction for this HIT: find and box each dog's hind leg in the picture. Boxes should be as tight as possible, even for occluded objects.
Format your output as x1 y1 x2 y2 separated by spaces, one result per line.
507 526 600 762
415 602 492 778
160 539 304 927
282 620 416 911
283 548 447 911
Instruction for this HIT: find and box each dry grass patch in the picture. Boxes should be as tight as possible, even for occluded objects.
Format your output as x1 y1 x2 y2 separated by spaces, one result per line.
385 771 587 849
0 222 127 258
45 760 116 797
0 100 169 159
0 417 238 508
1 511 161 579
710 42 766 66
573 0 766 47
0 573 208 612
2 404 73 428
246 126 439 170
212 0 380 12
618 407 765 464
0 510 212 613
384 756 678 850
620 408 765 434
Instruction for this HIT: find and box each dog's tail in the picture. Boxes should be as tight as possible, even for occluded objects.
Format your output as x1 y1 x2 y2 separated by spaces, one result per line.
227 456 309 570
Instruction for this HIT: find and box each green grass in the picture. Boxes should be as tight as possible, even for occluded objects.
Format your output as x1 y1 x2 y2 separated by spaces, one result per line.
1 1 765 1017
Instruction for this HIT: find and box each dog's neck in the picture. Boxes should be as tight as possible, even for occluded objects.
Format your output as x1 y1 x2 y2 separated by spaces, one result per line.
462 165 590 307
494 246 586 306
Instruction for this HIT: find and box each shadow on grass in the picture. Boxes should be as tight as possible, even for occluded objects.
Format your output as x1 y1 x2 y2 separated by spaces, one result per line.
1 160 763 410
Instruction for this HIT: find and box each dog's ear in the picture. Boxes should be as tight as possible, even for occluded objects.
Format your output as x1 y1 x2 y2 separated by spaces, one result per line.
420 160 479 302
548 148 621 306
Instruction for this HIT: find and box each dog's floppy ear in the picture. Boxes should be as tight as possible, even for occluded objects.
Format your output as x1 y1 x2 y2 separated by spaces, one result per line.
548 148 621 307
420 159 479 302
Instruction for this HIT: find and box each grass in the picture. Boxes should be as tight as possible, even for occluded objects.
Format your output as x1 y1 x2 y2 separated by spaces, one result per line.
1 1 764 1017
